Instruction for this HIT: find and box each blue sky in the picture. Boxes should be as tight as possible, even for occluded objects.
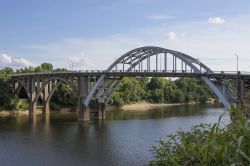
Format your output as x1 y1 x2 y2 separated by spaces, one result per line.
1 0 250 70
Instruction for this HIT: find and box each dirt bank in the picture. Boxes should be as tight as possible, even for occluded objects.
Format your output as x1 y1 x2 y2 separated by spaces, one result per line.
121 101 198 111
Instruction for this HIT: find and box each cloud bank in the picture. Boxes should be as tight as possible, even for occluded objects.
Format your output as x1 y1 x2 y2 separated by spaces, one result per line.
0 53 32 68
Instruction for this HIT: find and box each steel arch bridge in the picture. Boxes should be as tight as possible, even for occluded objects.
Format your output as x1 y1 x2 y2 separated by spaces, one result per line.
11 46 250 121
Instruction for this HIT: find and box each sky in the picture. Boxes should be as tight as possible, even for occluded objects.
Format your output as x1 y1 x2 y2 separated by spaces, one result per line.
0 0 250 71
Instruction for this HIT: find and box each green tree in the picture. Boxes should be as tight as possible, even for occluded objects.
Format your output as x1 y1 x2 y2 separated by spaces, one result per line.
110 92 124 106
50 84 76 110
41 63 53 71
147 77 166 90
0 68 14 110
148 89 164 103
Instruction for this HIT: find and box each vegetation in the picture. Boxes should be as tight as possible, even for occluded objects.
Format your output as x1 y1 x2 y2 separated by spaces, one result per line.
150 107 250 165
0 67 16 110
110 77 214 106
49 83 77 111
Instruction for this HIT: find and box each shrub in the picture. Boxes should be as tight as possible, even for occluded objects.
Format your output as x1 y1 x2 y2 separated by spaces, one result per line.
110 92 124 106
16 99 29 111
150 107 250 165
50 102 61 111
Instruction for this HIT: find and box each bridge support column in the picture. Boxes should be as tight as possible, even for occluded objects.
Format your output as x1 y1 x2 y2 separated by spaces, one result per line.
29 102 37 113
78 76 90 121
42 83 50 113
12 82 19 94
242 81 250 119
96 103 105 120
29 78 37 114
43 102 50 113
236 79 245 111
79 106 90 121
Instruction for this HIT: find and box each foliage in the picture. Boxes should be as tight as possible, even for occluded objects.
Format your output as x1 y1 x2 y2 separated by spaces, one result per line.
110 77 214 106
150 107 250 165
16 99 29 111
16 62 54 73
8 98 29 111
109 92 124 106
50 102 62 111
0 68 14 110
50 84 77 108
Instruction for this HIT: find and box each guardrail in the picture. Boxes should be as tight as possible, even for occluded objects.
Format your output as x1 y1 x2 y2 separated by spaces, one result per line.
11 70 250 77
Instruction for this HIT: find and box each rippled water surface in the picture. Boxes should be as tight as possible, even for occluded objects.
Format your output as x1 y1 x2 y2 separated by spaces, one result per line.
0 104 229 166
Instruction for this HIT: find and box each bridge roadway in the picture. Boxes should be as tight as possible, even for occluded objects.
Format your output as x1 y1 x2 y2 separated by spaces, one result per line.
11 70 250 80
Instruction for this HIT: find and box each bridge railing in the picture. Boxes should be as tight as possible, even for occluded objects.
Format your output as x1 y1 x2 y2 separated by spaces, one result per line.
11 70 199 76
11 70 250 77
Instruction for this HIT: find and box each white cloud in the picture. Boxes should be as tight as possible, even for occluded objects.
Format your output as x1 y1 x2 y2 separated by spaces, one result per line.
0 53 12 64
208 17 225 24
13 58 32 67
165 31 176 39
148 15 173 20
0 53 32 68
68 56 92 70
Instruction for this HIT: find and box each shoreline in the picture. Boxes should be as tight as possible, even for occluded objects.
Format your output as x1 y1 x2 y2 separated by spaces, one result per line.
119 101 199 111
106 99 217 111
0 100 217 116
0 110 41 117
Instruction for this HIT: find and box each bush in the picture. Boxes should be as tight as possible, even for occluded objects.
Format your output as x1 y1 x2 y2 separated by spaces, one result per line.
16 99 29 111
150 107 250 165
148 89 164 103
110 92 124 106
6 98 29 111
50 102 61 111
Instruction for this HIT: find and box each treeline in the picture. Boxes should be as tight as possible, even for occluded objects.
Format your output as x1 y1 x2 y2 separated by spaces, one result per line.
0 67 16 110
0 63 214 111
110 77 214 106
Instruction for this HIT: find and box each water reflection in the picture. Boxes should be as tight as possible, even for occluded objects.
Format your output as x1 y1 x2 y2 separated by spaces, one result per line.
0 104 229 166
106 103 224 120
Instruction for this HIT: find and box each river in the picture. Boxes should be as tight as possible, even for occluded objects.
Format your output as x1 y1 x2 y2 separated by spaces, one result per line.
0 104 229 166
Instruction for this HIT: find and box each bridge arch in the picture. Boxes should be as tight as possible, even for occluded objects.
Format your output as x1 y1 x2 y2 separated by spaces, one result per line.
12 76 79 112
84 46 230 108
12 79 31 101
33 77 78 103
32 77 78 112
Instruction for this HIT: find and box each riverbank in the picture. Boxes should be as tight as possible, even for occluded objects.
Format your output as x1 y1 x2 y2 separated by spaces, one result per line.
0 110 40 117
0 100 217 116
106 99 217 111
120 101 198 111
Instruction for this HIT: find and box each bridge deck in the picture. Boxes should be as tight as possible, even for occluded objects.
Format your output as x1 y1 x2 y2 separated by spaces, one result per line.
11 70 250 80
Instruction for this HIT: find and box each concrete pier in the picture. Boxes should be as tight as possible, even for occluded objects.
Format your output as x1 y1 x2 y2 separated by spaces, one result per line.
79 107 90 121
96 103 105 120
